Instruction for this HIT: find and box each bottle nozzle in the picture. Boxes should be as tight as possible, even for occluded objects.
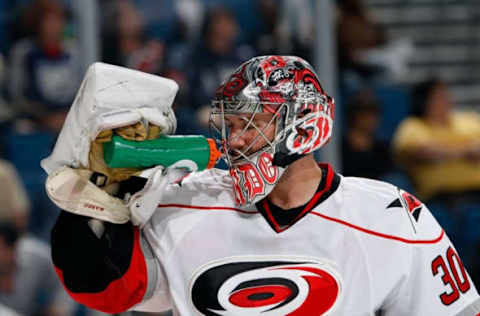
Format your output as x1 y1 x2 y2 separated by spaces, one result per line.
206 138 221 169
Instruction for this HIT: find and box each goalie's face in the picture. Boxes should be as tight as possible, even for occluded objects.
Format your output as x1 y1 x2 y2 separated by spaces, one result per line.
210 55 335 206
213 111 285 206
223 112 277 165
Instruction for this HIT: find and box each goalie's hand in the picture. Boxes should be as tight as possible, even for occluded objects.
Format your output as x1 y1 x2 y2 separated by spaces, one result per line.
46 164 184 226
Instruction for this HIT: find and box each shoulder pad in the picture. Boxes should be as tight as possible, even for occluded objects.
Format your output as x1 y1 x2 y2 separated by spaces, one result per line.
177 168 232 191
340 176 443 243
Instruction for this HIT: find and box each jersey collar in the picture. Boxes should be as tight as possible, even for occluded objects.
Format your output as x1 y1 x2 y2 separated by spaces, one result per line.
256 163 340 233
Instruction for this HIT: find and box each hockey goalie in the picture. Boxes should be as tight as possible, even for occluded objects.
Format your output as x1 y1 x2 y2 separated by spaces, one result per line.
44 58 480 315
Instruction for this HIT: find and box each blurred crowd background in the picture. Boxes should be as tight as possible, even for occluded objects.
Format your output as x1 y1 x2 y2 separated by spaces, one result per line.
0 0 479 315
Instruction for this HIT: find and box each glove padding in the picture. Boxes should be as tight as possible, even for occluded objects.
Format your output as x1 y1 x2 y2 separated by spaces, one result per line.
45 114 174 226
41 62 178 176
46 165 185 226
42 63 181 226
46 167 130 224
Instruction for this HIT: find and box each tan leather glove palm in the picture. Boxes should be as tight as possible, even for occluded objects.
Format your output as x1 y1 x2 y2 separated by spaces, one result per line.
89 122 162 185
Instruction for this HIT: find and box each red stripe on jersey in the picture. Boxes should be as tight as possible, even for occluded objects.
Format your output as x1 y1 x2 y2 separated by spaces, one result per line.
54 228 148 313
157 203 258 214
261 200 282 232
310 211 445 244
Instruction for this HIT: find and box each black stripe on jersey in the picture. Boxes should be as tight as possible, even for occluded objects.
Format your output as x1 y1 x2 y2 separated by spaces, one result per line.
51 211 134 293
256 164 341 233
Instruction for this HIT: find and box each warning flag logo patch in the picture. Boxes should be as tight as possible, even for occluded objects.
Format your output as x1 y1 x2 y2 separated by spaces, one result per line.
387 189 423 222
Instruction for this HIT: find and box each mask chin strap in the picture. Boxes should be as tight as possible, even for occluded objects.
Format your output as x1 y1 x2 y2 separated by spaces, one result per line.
273 152 305 168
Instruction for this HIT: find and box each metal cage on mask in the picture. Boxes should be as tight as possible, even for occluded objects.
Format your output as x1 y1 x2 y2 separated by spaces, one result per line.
209 100 287 167
209 93 333 169
208 55 335 206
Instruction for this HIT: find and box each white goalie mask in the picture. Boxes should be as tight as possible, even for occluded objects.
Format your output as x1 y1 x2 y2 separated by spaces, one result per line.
210 56 335 206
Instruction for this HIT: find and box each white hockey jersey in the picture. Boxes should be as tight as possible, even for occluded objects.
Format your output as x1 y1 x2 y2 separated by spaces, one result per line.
132 164 480 315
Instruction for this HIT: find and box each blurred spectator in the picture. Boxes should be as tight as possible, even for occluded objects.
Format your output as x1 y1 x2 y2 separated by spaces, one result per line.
178 6 254 135
0 221 76 316
8 0 82 133
0 159 30 233
393 78 480 203
6 0 74 53
0 223 17 303
5 0 76 243
276 0 315 60
249 0 315 59
252 0 285 56
175 0 205 42
101 0 166 75
336 0 413 87
341 89 393 179
202 0 261 46
191 6 255 106
392 78 480 276
132 0 183 44
337 0 386 76
0 158 75 315
0 54 15 124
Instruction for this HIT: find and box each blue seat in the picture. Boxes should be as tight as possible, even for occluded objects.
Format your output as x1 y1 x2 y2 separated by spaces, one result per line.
373 84 411 143
2 130 55 193
2 129 58 240
458 202 480 269
380 169 415 194
427 202 459 242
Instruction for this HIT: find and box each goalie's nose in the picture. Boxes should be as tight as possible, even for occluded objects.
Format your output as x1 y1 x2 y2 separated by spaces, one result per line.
227 129 248 155
228 135 246 150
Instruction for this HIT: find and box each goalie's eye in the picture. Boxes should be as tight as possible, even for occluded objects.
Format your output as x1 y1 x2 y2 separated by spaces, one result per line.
225 115 249 130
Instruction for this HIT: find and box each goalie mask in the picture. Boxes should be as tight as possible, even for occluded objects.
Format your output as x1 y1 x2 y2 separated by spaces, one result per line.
210 55 335 206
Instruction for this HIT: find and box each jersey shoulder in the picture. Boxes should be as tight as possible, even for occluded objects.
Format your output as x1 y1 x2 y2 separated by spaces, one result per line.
339 176 443 243
161 168 236 206
178 168 232 190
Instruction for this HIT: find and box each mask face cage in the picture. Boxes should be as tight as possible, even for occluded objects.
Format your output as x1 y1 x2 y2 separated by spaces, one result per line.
209 100 289 168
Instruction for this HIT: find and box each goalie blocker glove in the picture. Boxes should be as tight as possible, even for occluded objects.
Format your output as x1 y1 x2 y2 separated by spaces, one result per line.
51 211 158 314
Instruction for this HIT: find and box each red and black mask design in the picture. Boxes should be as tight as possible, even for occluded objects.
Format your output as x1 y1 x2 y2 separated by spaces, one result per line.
210 55 335 206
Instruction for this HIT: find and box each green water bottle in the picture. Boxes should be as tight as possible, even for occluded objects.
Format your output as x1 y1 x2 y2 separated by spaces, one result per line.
103 135 221 171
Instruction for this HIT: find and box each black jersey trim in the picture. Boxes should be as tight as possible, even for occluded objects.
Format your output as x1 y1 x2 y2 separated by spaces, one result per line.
256 164 341 233
51 211 134 293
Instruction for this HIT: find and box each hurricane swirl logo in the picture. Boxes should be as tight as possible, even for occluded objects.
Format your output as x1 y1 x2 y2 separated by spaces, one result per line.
286 118 320 154
190 258 342 315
